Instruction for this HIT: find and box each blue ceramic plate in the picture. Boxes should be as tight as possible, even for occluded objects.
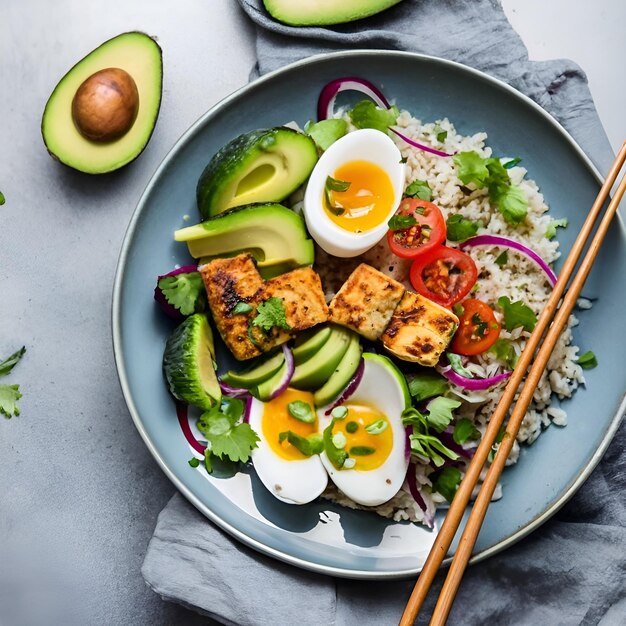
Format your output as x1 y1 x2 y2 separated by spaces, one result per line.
112 51 625 578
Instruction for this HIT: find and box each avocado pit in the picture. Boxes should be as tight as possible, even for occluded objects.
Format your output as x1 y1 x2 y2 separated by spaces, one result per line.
71 67 139 142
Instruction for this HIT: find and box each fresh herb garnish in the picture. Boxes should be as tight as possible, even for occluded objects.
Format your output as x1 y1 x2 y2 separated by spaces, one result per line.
324 176 351 216
323 419 349 469
403 406 459 467
407 370 449 402
348 100 400 133
453 151 528 225
447 352 473 378
489 338 518 369
471 313 488 338
431 467 462 502
250 297 291 336
497 296 537 332
188 457 200 468
503 157 522 169
158 272 205 316
0 346 26 418
488 425 507 462
349 446 376 456
365 419 388 435
435 126 448 143
346 421 359 433
452 303 465 317
405 179 432 201
331 406 348 420
453 418 481 445
304 118 348 151
0 191 5 205
388 214 418 231
197 398 259 464
494 250 509 266
577 350 598 369
424 397 462 433
545 217 568 240
279 431 324 456
287 400 315 424
232 301 253 315
445 214 480 242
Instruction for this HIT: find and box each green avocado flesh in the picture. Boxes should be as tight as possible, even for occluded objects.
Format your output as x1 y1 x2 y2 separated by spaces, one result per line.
221 350 285 388
291 326 353 390
163 314 221 410
253 360 289 401
314 333 363 408
293 326 332 365
175 203 314 270
196 127 318 219
41 32 163 174
262 0 403 25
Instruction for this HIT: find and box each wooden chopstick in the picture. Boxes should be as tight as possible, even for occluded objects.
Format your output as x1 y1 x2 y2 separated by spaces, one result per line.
400 141 626 626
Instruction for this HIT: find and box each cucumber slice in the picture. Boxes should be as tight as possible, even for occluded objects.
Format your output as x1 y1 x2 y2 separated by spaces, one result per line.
221 350 285 389
163 314 221 410
314 333 362 407
293 325 332 365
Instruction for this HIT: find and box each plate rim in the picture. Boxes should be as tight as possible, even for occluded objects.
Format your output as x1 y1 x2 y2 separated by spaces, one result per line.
111 49 625 579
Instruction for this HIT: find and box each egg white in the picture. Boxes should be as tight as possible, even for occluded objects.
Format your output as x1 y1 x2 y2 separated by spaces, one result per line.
317 355 410 506
248 397 328 505
303 128 405 258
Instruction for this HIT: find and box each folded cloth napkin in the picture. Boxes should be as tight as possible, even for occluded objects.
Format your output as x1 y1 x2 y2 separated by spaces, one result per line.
142 1 625 624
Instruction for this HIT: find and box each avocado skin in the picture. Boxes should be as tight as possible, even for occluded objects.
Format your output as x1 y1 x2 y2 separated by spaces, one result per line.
196 127 318 220
41 31 163 175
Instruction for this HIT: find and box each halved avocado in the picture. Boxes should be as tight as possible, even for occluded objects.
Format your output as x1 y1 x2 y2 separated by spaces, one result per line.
290 326 352 390
314 334 363 408
175 203 314 269
221 350 285 388
293 326 332 365
42 32 162 174
196 127 318 219
263 0 403 26
163 314 221 410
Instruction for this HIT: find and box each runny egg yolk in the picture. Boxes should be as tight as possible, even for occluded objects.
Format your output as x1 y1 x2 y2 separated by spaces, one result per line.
262 388 317 461
324 160 395 233
333 403 393 471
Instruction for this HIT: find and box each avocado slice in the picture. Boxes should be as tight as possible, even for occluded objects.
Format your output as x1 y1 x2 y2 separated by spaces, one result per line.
252 360 289 402
314 334 363 408
290 326 353 391
221 350 285 389
163 314 221 410
196 128 318 219
293 325 332 365
175 203 314 270
42 32 162 174
263 0 403 26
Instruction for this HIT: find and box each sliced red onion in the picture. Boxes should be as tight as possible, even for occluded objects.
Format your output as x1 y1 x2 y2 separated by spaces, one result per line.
176 401 205 454
437 364 512 390
389 127 454 157
460 235 557 286
406 462 434 529
323 358 365 415
242 395 252 424
405 425 412 464
317 77 390 121
219 380 250 398
267 345 295 400
437 431 475 459
154 265 200 320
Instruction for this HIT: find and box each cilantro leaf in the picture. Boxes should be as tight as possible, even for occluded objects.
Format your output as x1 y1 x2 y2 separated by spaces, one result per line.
388 214 418 231
431 467 462 502
0 384 22 418
188 457 200 468
407 371 449 402
545 217 568 240
577 350 598 369
503 157 522 169
494 184 528 225
447 352 473 378
304 118 348 151
251 297 291 334
348 100 399 133
220 397 245 424
497 296 537 332
425 397 461 433
446 214 480 242
453 151 490 187
435 127 448 143
278 431 323 456
489 338 519 369
453 418 481 444
158 272 205 316
232 302 253 315
494 250 508 266
0 346 26 377
405 179 432 201
402 405 460 467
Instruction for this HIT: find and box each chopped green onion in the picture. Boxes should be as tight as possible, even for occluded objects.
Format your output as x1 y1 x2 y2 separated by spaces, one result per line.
287 400 315 424
365 419 388 435
331 406 348 419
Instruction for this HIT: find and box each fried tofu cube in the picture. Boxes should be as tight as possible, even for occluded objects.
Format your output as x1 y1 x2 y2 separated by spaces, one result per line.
381 291 459 367
200 254 329 361
328 264 405 340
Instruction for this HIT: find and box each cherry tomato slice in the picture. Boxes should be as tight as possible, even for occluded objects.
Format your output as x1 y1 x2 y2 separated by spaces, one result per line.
450 298 501 355
409 245 478 308
386 199 446 259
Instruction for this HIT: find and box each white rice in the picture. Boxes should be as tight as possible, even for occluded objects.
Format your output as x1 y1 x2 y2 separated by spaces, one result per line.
315 109 587 527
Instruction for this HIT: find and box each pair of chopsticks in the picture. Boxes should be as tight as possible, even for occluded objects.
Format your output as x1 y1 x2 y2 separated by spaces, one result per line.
400 141 626 626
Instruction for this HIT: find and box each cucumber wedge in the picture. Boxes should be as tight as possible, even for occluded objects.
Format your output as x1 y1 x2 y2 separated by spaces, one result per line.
163 314 221 410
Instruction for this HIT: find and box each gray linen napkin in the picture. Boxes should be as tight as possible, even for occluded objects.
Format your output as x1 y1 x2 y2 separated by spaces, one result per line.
142 1 626 624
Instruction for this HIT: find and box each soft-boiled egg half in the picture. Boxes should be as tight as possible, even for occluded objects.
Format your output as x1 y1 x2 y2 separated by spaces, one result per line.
317 353 411 507
303 129 405 257
248 388 328 504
